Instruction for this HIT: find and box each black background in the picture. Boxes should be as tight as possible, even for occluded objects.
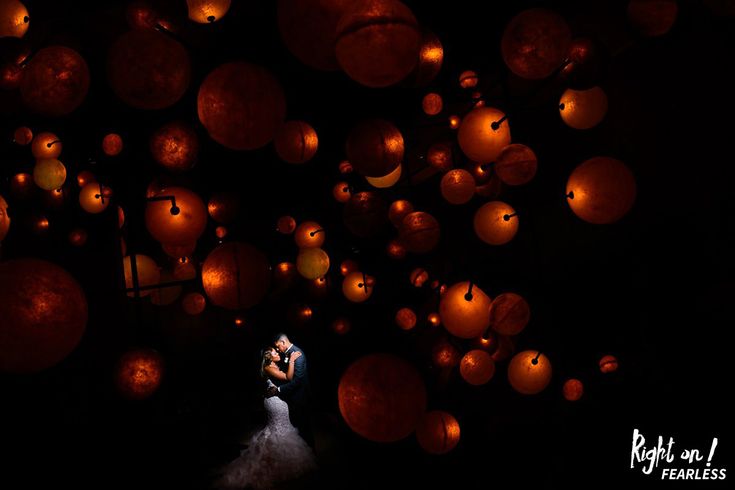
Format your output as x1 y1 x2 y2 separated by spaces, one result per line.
1 0 733 488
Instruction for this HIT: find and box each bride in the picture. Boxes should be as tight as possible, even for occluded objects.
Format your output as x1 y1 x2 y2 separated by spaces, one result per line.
214 347 317 489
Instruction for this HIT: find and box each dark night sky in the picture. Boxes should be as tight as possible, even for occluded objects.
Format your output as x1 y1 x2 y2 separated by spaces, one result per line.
1 0 733 488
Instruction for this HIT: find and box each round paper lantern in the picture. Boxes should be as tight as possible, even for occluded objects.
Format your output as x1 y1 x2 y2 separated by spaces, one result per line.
331 317 351 335
125 1 159 30
508 350 552 395
13 126 32 145
366 164 402 188
459 70 478 88
566 157 636 224
19 46 88 116
291 305 314 326
307 275 329 299
294 221 325 248
339 160 353 174
173 258 197 280
0 0 29 38
296 247 330 280
335 0 420 88
276 215 297 234
389 200 414 228
215 226 227 239
150 271 182 306
460 350 496 385
123 254 160 298
426 142 454 171
399 211 440 253
0 259 87 373
274 121 318 164
467 162 492 186
150 121 199 172
162 242 196 259
10 172 33 200
427 312 441 327
182 292 206 315
346 119 404 177
33 159 66 191
343 191 387 237
108 30 190 110
408 30 443 87
31 132 62 159
340 259 358 276
563 379 584 401
338 353 427 442
395 307 416 330
187 0 231 23
0 194 9 241
599 355 619 373
473 201 519 245
0 61 21 89
76 170 95 188
68 228 87 247
448 115 461 130
439 282 492 339
409 267 429 287
489 292 530 335
79 182 110 214
432 340 460 367
202 242 272 310
102 133 123 156
145 187 207 245
458 107 511 164
422 93 443 116
207 192 239 224
273 261 298 290
416 411 460 454
386 240 406 259
440 169 475 205
559 86 608 129
495 144 538 185
559 37 610 90
501 8 572 80
115 348 164 400
627 0 678 36
333 182 351 203
198 62 286 150
343 271 373 303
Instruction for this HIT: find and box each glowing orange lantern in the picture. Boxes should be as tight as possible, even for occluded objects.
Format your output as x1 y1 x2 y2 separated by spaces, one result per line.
427 312 441 327
202 242 271 310
508 350 552 395
76 170 95 188
426 142 454 171
346 119 404 177
68 228 87 247
432 340 460 367
340 259 358 276
145 187 207 245
339 160 353 174
296 247 330 280
276 215 297 234
386 240 406 259
294 221 325 248
338 353 427 442
409 267 429 287
115 348 164 400
215 226 227 239
78 182 110 214
495 144 538 185
33 158 66 191
439 282 492 339
10 172 33 199
460 350 496 385
173 258 197 280
366 164 402 189
333 182 351 203
182 292 206 315
416 411 460 454
627 0 678 36
19 46 89 116
395 307 417 330
207 192 239 224
389 200 414 228
123 254 160 298
422 93 443 116
198 61 286 150
409 30 443 86
489 293 530 335
0 0 29 38
102 133 123 156
0 259 86 374
566 157 636 224
599 355 619 373
234 316 245 327
399 211 440 253
343 271 373 303
187 0 231 23
448 115 461 129
150 121 199 172
440 169 475 205
274 120 319 164
343 191 387 238
13 126 32 145
473 201 518 245
459 70 478 88
563 379 584 401
0 194 9 241
458 107 511 164
332 317 351 335
559 86 608 129
273 262 298 290
31 132 62 159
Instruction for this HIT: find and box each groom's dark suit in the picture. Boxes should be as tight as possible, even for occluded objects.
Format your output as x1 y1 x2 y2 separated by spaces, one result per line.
276 344 314 448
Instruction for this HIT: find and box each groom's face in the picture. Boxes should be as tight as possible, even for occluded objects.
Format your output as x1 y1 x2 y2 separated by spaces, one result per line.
275 339 287 353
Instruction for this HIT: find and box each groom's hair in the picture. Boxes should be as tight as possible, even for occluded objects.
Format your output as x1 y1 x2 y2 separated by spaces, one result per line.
274 332 289 343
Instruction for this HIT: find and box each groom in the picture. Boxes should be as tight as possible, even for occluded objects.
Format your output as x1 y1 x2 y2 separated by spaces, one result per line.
267 333 314 448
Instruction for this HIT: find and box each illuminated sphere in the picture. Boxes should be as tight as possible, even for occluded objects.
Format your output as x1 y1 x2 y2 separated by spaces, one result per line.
335 0 420 88
187 0 231 23
627 0 678 36
395 307 417 330
31 132 62 159
501 8 572 80
386 240 406 259
458 107 511 164
346 119 404 177
439 282 492 339
566 157 636 224
339 160 353 174
68 228 87 247
460 350 496 385
408 30 443 87
440 169 475 205
343 191 387 238
0 194 9 241
10 172 34 200
0 61 22 89
102 133 123 156
125 1 159 30
108 30 190 110
333 182 351 203
145 187 207 245
559 37 610 90
198 61 286 150
294 221 325 248
563 379 584 401
432 340 460 367
20 46 89 116
33 158 66 191
79 182 110 214
389 200 414 228
599 355 619 373
0 0 29 38
0 259 87 373
151 271 182 306
274 120 318 164
508 351 552 395
366 164 402 188
13 126 32 145
276 215 297 234
559 86 608 129
489 292 530 336
416 411 460 454
459 70 478 88
343 271 373 303
182 292 206 315
399 211 440 253
296 247 330 280
473 201 519 245
202 242 272 310
448 115 461 129
273 262 298 291
495 144 538 185
207 192 239 224
338 353 427 442
427 142 454 171
150 121 199 172
123 254 160 298
422 93 443 115
76 170 95 188
215 226 227 239
115 348 164 400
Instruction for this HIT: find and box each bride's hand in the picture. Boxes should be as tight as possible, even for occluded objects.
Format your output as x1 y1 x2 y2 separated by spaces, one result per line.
291 351 302 361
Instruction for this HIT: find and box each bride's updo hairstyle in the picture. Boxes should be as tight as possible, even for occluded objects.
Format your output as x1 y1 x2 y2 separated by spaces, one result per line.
260 348 276 378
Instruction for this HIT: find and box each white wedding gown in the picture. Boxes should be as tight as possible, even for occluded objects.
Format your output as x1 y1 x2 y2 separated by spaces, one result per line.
215 380 317 489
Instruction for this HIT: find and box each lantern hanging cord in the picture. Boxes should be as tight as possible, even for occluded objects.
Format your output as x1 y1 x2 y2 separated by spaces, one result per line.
146 195 180 215
309 228 324 237
95 183 106 204
491 114 508 131
464 281 474 301
46 140 61 148
503 212 518 221
532 351 542 365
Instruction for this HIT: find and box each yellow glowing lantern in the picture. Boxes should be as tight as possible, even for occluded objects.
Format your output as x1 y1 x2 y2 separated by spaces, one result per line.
559 86 608 129
145 187 207 245
599 355 619 373
440 169 475 205
422 93 443 115
566 157 636 224
202 242 272 310
79 182 110 214
333 182 351 203
0 0 29 38
274 120 319 164
489 292 530 335
459 70 478 88
187 0 231 23
508 350 552 395
273 261 297 290
276 215 296 234
395 307 417 330
123 254 161 298
31 132 62 159
399 211 440 253
0 194 9 241
366 164 402 188
296 247 330 280
346 119 404 177
182 292 206 315
458 107 511 164
150 270 182 306
416 411 460 454
563 379 584 401
76 170 95 188
115 348 164 400
102 133 123 156
460 350 496 385
473 201 519 245
495 144 538 185
33 158 66 191
426 142 454 171
343 271 373 303
13 126 32 145
427 312 441 327
439 282 492 339
389 200 414 228
294 221 325 248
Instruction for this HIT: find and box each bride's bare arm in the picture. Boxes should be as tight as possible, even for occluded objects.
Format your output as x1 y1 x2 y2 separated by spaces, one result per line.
265 364 287 381
286 351 301 380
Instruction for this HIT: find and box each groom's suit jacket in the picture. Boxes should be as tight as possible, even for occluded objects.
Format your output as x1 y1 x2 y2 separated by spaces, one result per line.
277 344 310 407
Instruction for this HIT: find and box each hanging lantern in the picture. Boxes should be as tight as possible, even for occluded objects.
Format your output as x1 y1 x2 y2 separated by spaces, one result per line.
473 201 518 245
439 282 492 339
563 379 584 401
215 226 227 239
202 242 272 310
150 121 199 172
627 0 678 37
333 182 351 203
33 158 66 191
508 350 552 395
342 271 373 303
108 30 190 110
460 350 496 385
346 119 404 177
501 8 572 80
79 182 110 214
0 0 29 38
10 173 33 200
422 93 443 116
343 191 388 238
332 317 351 335
115 348 164 400
489 292 530 335
338 353 427 442
76 170 95 188
31 132 62 159
186 0 231 23
68 228 87 247
102 133 123 156
432 339 460 367
340 259 358 276
207 191 240 224
150 270 182 306
408 30 443 87
495 144 538 185
13 126 32 145
366 164 402 188
448 115 461 130
19 46 89 116
0 194 9 241
145 187 207 245
233 316 245 327
599 355 619 373
416 411 460 454
389 200 414 228
276 215 297 234
123 254 161 298
566 157 636 224
198 61 286 150
162 242 196 259
559 86 608 129
339 160 353 174
395 307 417 330
0 259 87 373
399 211 440 253
273 262 298 291
173 257 197 280
426 142 454 171
386 240 406 259
335 0 420 88
307 275 329 299
458 107 511 164
440 169 475 205
296 247 330 280
294 221 325 248
559 38 610 90
125 1 159 30
409 267 429 287
274 120 319 164
427 312 441 327
182 292 206 315
467 162 493 185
